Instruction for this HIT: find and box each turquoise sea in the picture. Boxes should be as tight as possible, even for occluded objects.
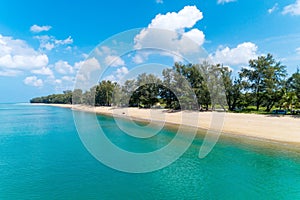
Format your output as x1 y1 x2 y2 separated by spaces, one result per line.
1 104 300 199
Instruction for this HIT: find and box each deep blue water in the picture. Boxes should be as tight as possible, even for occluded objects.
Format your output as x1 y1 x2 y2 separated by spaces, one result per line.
1 104 300 199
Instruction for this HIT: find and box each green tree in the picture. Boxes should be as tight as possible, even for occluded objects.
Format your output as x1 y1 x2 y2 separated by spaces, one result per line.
172 63 198 110
95 80 116 106
72 89 83 104
82 86 96 105
287 68 300 99
220 66 241 111
122 79 137 107
132 73 162 108
63 90 72 104
240 54 287 111
161 68 180 109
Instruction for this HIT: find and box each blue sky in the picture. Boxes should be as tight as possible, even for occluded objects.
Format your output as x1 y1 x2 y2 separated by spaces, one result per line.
0 0 300 102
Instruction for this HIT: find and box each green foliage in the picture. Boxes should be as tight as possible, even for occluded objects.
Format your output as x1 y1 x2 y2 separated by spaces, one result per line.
95 80 116 106
30 53 299 114
30 90 72 104
240 54 287 111
220 66 242 111
287 69 300 100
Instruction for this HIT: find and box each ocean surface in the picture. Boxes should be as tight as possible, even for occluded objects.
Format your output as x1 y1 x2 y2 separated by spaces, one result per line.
1 104 300 199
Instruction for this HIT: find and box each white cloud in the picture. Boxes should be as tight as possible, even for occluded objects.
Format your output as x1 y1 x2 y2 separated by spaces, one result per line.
34 35 73 51
30 25 52 33
147 5 203 31
54 60 74 74
105 55 125 67
103 66 129 82
94 46 125 67
103 74 116 82
54 36 73 45
116 66 129 79
43 73 76 92
0 54 48 69
210 42 258 66
133 6 205 63
24 76 43 87
132 54 144 64
96 46 114 56
75 57 101 90
156 0 163 3
55 79 62 84
31 67 54 76
131 51 153 64
0 34 48 76
62 76 74 82
182 28 205 45
217 0 236 5
296 47 300 54
268 3 279 14
0 69 22 76
282 0 300 15
43 42 55 51
74 60 84 70
79 57 101 72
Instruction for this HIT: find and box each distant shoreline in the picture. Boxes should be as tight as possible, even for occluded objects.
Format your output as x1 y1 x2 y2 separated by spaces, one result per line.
34 103 300 150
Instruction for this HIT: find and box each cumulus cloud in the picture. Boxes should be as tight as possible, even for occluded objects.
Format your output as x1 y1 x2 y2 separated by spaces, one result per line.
268 3 279 14
54 79 62 84
116 66 129 79
24 76 43 87
105 55 125 67
0 34 48 76
43 42 55 51
75 57 101 90
54 60 74 74
62 76 74 82
80 57 101 72
31 67 54 77
133 6 205 63
54 36 73 45
104 66 129 82
282 0 300 15
131 50 153 64
30 25 52 33
132 54 144 64
147 5 203 32
156 0 163 4
0 69 22 77
34 35 73 51
94 46 125 67
296 47 300 54
96 46 115 56
210 42 258 66
217 0 236 5
42 73 75 92
182 28 205 45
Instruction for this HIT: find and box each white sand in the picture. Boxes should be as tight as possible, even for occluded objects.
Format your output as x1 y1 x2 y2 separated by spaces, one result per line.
42 104 300 146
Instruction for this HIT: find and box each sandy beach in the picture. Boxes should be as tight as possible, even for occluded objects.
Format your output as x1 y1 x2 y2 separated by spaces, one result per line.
42 104 300 147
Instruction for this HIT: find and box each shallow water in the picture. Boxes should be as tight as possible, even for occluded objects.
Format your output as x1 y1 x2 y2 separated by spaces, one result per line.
1 104 300 199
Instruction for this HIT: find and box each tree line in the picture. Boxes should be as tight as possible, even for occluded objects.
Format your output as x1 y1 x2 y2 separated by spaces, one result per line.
30 53 300 113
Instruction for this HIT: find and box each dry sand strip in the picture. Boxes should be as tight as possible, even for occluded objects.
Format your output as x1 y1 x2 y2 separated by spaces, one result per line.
40 104 300 148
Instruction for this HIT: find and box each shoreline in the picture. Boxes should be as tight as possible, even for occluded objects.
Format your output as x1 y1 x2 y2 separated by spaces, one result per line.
36 103 300 150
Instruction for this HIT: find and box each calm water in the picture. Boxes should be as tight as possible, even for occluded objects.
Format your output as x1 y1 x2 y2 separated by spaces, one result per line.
1 104 300 199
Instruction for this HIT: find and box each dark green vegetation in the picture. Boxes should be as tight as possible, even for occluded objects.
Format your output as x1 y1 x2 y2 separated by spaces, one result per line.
30 54 300 114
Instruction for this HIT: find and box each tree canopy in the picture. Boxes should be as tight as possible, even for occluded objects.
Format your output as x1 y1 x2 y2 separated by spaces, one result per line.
30 53 299 114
